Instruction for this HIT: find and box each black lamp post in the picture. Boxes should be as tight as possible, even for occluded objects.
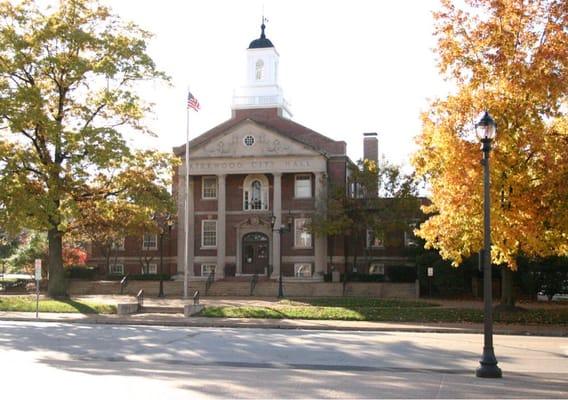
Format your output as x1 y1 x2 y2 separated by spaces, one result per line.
271 213 291 298
154 212 174 298
475 111 502 379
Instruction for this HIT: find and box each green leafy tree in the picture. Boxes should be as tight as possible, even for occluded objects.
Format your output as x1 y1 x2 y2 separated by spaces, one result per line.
0 0 173 296
311 158 420 273
8 231 48 275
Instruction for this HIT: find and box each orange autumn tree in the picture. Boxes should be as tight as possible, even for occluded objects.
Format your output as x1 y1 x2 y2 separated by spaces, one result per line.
413 0 568 306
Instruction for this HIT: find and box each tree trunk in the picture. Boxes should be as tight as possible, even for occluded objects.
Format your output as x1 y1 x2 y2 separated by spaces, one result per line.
47 228 66 297
500 266 516 308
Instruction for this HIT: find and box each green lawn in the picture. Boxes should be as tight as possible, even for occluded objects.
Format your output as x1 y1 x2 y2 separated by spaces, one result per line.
0 296 116 314
280 298 437 308
200 302 568 325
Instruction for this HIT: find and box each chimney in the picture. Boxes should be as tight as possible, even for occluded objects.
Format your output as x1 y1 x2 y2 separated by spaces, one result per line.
363 132 378 165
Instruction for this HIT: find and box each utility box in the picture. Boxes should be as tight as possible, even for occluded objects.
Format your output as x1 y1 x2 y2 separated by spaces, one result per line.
332 271 340 283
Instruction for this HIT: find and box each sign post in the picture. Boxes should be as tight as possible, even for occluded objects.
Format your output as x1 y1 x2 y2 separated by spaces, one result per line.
427 267 434 297
34 259 41 319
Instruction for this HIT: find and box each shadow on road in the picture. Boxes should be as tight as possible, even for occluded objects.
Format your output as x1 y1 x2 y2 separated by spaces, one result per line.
0 321 566 398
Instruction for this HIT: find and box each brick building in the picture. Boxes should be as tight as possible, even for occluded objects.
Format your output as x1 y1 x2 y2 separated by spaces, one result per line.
89 22 421 282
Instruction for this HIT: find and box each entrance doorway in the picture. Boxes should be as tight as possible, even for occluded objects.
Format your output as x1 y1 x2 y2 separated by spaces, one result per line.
242 232 269 275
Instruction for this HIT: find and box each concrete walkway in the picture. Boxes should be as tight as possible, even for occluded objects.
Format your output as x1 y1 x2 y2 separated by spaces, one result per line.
0 294 566 336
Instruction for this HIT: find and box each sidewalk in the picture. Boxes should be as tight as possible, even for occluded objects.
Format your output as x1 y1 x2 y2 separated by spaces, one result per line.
1 311 566 336
1 296 566 336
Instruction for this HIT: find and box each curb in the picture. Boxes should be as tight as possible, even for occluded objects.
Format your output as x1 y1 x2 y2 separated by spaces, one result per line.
0 315 566 337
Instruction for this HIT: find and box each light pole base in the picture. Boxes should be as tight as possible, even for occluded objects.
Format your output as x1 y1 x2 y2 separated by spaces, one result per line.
278 274 284 298
476 363 502 378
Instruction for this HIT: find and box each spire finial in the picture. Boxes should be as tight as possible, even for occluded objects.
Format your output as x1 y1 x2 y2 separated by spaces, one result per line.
261 15 268 39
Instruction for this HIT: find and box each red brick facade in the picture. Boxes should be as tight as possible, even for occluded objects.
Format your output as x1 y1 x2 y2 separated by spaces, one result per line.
89 107 422 282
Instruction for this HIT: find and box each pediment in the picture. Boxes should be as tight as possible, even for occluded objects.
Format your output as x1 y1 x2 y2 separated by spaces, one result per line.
189 120 322 159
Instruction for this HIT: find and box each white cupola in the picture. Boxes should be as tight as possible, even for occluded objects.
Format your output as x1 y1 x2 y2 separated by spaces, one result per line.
232 20 292 118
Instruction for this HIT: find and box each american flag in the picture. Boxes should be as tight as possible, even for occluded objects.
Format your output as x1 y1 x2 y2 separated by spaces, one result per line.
187 91 200 111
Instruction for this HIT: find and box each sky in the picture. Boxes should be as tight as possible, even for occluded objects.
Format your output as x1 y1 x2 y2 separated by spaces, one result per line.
107 0 451 168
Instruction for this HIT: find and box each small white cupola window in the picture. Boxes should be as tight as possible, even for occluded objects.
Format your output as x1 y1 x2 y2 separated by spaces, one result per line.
255 59 264 80
243 174 269 211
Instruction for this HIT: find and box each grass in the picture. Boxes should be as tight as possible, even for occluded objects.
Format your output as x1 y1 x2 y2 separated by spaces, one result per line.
200 299 568 325
280 298 437 308
0 296 116 314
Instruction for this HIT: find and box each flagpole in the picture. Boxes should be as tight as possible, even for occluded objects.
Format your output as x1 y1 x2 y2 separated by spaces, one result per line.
184 104 190 299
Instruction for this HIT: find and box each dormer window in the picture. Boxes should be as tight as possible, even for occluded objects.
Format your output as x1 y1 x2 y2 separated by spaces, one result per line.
255 59 264 80
243 174 269 211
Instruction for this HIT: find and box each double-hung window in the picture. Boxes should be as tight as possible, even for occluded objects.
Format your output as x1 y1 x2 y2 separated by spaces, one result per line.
294 174 312 198
294 218 312 248
202 176 217 199
142 263 158 274
294 263 313 277
202 220 217 248
201 264 216 276
110 264 124 275
142 233 158 250
366 229 384 249
111 238 125 251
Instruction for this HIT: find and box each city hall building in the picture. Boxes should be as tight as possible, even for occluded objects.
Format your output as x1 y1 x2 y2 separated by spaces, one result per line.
89 23 419 283
174 22 353 281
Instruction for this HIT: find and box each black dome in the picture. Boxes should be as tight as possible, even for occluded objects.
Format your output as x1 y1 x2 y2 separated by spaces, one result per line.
248 23 274 49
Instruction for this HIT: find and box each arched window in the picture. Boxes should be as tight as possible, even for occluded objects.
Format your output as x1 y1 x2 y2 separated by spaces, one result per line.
255 59 264 80
251 180 262 209
243 174 269 211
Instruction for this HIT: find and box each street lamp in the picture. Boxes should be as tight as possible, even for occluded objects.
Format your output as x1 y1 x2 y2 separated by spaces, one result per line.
475 111 502 379
271 213 292 298
153 212 174 298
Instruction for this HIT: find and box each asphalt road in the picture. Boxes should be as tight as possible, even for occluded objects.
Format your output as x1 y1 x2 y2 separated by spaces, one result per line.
0 321 567 399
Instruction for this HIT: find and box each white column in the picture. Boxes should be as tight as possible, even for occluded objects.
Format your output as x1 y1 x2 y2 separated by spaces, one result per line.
187 176 195 277
216 174 226 279
314 172 327 276
271 172 282 279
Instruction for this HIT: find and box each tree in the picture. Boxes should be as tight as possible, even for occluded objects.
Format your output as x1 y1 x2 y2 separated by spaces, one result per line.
413 0 568 307
311 158 420 273
0 0 174 296
8 231 48 276
72 180 175 275
62 246 87 267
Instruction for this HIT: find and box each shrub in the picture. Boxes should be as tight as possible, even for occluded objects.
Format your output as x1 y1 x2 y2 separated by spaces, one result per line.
106 273 172 281
66 266 97 280
386 266 417 282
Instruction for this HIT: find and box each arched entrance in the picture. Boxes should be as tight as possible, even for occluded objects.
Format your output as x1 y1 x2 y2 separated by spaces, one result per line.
242 232 269 275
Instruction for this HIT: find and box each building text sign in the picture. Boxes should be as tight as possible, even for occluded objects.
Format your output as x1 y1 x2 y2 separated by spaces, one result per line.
186 156 326 175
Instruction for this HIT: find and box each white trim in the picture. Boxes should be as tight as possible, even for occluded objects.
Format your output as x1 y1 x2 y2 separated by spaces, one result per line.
294 174 312 198
142 233 158 251
201 176 218 199
201 220 217 248
294 218 312 249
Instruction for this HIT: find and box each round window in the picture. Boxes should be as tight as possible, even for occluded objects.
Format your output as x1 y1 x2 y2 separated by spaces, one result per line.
243 135 255 147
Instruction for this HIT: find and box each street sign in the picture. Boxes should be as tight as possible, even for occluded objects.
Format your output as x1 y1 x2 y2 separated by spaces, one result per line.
34 259 42 281
427 267 434 277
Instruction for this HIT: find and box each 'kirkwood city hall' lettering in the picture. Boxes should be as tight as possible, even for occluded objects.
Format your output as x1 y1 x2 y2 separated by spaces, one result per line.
187 159 313 173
